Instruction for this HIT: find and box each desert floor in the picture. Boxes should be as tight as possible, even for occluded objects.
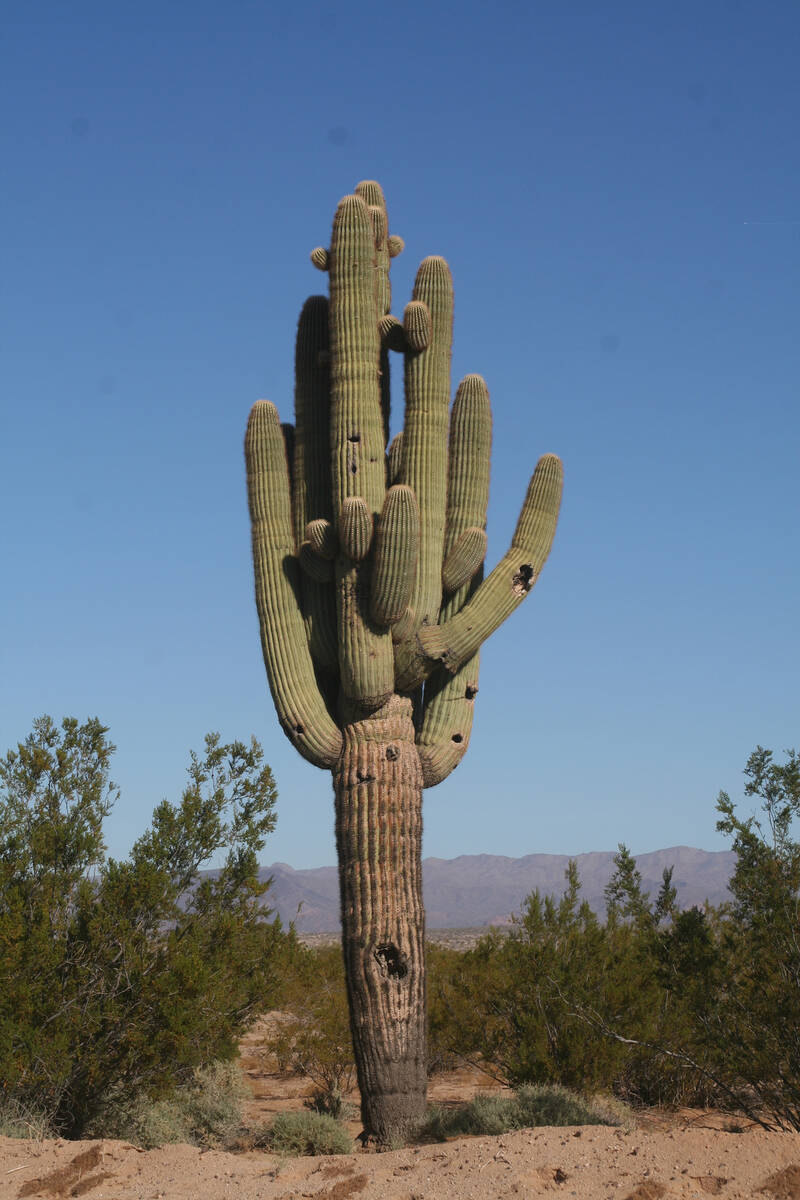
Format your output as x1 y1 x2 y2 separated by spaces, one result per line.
3 1016 800 1200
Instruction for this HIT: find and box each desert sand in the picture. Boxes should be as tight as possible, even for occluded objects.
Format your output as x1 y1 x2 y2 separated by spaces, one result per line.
3 1016 799 1199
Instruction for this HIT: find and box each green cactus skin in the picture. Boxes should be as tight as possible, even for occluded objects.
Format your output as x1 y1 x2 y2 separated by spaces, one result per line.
370 485 420 626
338 495 374 562
442 526 488 593
245 400 342 768
244 181 562 1144
386 431 404 486
305 517 338 559
310 246 329 271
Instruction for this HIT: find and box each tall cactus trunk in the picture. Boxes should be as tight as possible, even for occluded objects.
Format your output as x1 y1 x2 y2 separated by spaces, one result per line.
333 695 427 1142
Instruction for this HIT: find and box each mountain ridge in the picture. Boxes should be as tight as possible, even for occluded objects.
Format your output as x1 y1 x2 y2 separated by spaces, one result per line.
257 846 736 932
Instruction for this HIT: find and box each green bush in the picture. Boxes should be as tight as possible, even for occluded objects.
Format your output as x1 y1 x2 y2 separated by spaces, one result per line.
429 854 721 1108
420 1084 621 1141
268 1110 353 1156
0 715 294 1138
262 944 356 1115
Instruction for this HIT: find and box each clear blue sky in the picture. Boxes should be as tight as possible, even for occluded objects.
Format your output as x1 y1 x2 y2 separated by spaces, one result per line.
2 1 798 870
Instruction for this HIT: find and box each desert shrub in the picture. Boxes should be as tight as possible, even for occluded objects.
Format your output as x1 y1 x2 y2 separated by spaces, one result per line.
686 746 800 1129
97 1059 249 1148
0 716 294 1138
268 1110 353 1156
264 944 356 1115
429 854 720 1108
420 1083 620 1140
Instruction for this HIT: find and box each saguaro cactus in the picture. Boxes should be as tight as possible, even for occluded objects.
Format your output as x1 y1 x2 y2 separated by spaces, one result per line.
244 180 563 1143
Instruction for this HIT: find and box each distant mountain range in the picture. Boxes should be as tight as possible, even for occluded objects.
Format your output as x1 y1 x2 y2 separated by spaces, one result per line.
256 847 736 933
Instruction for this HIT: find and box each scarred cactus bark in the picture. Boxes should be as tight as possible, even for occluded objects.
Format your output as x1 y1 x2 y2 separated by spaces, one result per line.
244 180 563 1144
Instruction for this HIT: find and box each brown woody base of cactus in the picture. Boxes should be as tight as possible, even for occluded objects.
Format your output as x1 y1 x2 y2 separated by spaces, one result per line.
333 695 427 1145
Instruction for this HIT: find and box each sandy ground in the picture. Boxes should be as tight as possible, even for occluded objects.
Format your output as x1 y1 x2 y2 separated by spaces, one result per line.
3 1018 800 1200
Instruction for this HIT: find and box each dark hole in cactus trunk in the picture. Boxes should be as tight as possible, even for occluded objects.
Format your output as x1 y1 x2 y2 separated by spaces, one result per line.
350 461 358 474
347 432 361 442
512 563 535 595
374 943 408 980
451 733 463 744
294 724 305 735
385 745 399 761
465 685 478 700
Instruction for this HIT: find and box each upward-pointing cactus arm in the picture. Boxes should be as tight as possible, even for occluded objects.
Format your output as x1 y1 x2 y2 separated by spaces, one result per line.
393 257 454 650
328 193 395 709
293 296 338 670
395 453 563 693
245 400 343 768
416 375 492 786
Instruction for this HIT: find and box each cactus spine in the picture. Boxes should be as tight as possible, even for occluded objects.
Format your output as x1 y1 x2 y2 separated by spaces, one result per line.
245 181 563 1143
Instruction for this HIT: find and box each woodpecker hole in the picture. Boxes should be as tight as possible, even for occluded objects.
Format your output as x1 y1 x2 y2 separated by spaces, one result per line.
512 563 535 596
385 745 399 761
347 432 361 443
451 733 464 744
465 685 478 700
294 724 305 735
374 943 408 980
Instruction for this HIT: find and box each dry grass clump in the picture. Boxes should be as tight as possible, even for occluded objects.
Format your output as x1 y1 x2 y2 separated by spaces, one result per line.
419 1083 627 1141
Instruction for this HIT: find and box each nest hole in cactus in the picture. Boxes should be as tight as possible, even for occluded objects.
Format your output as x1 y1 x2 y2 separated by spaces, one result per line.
512 563 535 596
374 943 408 980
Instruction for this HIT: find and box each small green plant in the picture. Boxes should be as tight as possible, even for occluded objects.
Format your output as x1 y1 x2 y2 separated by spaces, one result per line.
419 1084 621 1141
268 1110 353 1156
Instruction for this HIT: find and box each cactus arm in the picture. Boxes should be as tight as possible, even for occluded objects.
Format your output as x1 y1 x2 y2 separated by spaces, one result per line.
355 181 399 447
328 194 386 516
328 193 395 708
386 431 404 486
416 375 492 785
292 295 338 670
370 485 420 627
396 453 563 692
393 257 454 653
245 400 343 768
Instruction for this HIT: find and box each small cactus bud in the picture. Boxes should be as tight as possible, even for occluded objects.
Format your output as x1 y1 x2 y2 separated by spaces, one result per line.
306 518 338 560
310 246 329 271
338 496 373 561
387 234 404 258
379 314 406 352
403 300 431 352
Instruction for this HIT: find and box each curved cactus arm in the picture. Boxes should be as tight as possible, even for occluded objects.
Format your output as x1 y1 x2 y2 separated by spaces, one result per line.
416 661 480 787
392 257 454 650
397 453 563 692
328 193 395 709
245 400 343 768
416 375 492 785
293 295 338 670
